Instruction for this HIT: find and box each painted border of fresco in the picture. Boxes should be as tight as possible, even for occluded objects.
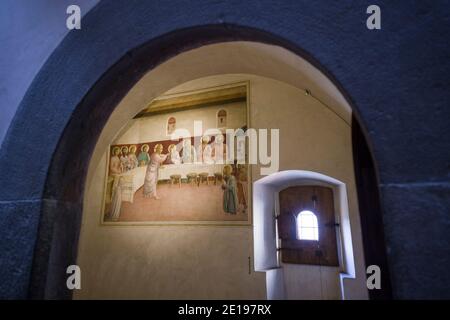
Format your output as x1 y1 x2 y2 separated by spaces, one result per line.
99 81 253 226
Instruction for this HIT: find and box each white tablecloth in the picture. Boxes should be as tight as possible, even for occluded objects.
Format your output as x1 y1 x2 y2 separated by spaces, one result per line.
116 166 147 203
117 163 224 203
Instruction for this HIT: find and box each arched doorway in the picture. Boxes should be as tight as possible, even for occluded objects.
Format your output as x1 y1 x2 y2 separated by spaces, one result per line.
0 4 394 296
1 1 447 300
76 71 358 299
26 38 388 299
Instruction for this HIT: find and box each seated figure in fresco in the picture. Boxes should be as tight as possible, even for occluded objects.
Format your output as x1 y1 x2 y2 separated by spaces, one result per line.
221 165 239 215
110 146 122 174
167 144 181 165
137 144 150 166
120 146 130 172
212 133 227 164
181 138 196 164
197 135 214 164
128 145 139 169
143 144 168 199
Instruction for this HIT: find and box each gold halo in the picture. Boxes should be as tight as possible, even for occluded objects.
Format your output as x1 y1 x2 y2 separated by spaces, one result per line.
202 135 210 143
223 164 233 175
112 146 121 155
215 134 224 143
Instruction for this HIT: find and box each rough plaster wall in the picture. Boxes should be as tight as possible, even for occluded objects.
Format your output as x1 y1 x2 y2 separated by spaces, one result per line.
74 74 366 299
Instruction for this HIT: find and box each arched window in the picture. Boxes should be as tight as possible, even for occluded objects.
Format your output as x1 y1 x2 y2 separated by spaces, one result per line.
217 109 227 127
296 210 319 241
167 116 176 135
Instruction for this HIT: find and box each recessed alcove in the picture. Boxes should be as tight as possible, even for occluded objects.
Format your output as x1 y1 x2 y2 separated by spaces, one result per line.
253 170 356 299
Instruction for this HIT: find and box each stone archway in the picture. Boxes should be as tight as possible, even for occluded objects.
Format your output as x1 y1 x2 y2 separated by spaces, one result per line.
77 64 363 299
41 41 387 300
0 3 400 299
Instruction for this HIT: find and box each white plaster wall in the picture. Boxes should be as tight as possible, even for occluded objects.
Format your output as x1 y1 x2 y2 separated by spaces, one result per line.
282 264 341 300
75 74 367 299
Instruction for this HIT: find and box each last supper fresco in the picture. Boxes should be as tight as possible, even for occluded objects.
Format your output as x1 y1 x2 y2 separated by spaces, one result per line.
102 84 250 224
